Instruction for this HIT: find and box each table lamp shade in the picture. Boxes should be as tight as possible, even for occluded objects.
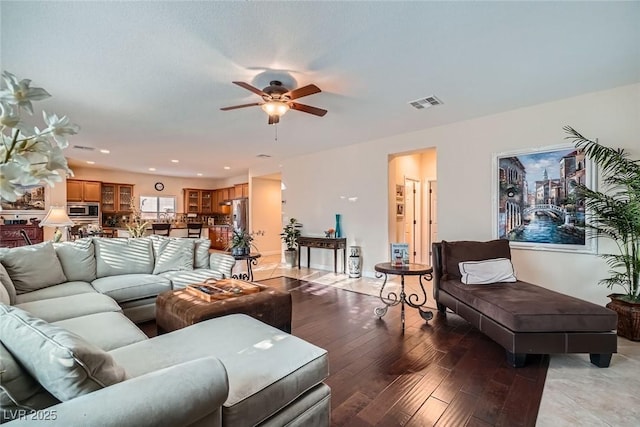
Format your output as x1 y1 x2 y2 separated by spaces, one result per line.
40 206 74 227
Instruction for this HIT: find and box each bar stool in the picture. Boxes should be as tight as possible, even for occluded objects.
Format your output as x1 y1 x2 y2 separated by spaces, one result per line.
152 223 171 236
187 223 203 238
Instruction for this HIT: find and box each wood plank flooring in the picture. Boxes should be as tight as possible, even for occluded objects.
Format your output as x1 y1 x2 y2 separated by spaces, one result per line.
139 277 548 426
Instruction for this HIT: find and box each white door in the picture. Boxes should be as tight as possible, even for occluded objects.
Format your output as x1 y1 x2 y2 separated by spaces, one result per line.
428 180 438 258
404 178 421 263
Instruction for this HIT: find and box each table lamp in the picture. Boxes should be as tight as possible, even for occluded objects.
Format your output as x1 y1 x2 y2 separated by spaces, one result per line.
40 206 74 242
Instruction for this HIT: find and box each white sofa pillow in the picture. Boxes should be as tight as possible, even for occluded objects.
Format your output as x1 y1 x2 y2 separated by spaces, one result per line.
0 305 127 401
194 239 211 269
54 238 97 282
151 237 196 274
0 264 11 304
94 237 154 277
458 258 516 285
0 242 67 294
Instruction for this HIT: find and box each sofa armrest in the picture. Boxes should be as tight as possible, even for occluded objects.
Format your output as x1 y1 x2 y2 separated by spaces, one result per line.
208 252 236 279
7 357 229 427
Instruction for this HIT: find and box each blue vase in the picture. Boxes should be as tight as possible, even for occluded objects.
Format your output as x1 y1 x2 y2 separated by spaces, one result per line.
335 214 342 238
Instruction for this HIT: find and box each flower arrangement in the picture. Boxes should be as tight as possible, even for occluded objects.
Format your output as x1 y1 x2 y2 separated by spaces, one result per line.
324 228 335 238
125 197 149 238
0 71 77 202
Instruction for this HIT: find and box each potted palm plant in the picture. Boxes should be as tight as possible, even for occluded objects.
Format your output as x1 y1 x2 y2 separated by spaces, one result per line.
227 228 254 256
280 218 302 267
565 126 640 340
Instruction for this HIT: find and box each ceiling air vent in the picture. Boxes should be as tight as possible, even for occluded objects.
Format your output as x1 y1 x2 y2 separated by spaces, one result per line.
409 95 443 110
256 154 272 158
72 145 95 151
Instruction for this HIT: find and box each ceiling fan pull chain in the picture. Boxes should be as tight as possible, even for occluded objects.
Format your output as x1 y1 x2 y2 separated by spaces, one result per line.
275 123 278 142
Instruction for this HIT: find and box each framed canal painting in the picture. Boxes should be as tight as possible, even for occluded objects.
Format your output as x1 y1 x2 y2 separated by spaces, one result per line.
493 144 596 253
0 184 47 212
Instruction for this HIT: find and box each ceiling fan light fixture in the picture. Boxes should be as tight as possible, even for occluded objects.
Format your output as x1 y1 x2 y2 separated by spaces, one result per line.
261 101 290 116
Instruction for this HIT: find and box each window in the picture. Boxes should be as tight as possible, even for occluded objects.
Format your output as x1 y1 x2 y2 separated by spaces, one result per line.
140 196 176 220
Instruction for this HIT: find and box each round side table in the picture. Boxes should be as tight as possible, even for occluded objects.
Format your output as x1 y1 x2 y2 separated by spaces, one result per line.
374 262 433 333
231 253 261 282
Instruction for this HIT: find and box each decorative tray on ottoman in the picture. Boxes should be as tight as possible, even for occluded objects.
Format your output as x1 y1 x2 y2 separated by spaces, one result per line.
186 278 261 302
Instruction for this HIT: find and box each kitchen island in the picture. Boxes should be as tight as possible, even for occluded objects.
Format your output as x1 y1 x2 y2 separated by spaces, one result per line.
103 223 209 240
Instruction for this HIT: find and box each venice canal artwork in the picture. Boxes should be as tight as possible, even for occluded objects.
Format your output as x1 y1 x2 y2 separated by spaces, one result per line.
497 146 587 246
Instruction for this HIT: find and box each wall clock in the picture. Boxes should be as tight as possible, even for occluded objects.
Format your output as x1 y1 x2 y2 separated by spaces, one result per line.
154 182 164 191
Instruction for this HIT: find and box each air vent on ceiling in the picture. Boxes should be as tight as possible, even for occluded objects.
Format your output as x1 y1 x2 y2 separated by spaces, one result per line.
72 145 95 151
256 154 272 158
409 95 443 110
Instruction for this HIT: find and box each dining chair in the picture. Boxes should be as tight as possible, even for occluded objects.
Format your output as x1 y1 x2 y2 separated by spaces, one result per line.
152 223 171 236
187 223 203 238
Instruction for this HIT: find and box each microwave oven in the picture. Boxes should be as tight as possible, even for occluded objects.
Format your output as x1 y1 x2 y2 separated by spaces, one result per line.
67 203 100 219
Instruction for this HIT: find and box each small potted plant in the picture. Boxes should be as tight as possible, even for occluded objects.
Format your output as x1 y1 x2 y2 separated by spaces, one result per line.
280 218 302 267
565 126 640 340
227 228 255 256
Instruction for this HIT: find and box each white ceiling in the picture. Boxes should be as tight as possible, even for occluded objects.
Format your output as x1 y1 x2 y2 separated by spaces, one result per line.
2 1 639 179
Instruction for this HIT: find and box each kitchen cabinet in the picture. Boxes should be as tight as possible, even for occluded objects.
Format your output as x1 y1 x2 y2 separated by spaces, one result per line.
183 189 214 214
101 183 134 213
67 180 101 202
234 183 249 198
209 225 231 251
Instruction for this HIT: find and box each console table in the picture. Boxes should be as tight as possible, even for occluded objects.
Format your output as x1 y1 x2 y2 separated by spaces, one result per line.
297 236 347 274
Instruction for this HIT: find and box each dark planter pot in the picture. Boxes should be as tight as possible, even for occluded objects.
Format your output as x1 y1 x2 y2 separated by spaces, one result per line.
606 293 640 341
231 247 249 256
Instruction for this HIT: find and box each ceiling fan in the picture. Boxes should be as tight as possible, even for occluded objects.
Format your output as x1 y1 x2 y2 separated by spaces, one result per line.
220 80 327 125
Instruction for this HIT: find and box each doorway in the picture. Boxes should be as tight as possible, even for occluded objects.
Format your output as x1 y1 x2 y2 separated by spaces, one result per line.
404 178 421 263
428 180 438 259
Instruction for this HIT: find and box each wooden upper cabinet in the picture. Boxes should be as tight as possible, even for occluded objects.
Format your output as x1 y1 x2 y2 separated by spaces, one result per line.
67 180 102 202
200 191 213 214
232 183 249 199
101 183 134 213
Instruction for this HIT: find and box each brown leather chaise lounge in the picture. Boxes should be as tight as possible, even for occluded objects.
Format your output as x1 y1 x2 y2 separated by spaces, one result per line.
432 239 618 368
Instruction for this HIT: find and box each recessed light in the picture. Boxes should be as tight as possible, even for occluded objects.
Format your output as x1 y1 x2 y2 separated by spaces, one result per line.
223 166 231 170
171 159 179 163
197 173 203 176
99 149 110 154
149 168 156 171
86 161 95 165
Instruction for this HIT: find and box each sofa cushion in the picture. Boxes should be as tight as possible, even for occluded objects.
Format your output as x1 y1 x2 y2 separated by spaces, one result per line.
15 292 122 323
0 241 67 293
0 305 127 401
459 258 516 284
151 237 195 275
92 274 172 303
194 239 211 269
54 238 97 282
14 281 96 304
0 273 9 305
53 312 148 351
0 262 15 305
0 341 60 423
441 239 511 280
439 279 618 332
94 237 154 277
109 314 329 426
159 268 225 289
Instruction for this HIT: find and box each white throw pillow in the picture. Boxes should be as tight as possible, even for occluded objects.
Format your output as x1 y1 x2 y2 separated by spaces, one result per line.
0 242 67 293
458 258 517 285
152 238 196 275
0 305 127 401
54 238 97 282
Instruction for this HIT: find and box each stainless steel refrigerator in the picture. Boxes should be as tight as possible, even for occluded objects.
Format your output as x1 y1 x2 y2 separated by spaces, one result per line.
231 198 248 231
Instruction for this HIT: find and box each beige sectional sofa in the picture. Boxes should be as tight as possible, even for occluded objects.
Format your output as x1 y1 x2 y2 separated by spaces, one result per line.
0 237 331 426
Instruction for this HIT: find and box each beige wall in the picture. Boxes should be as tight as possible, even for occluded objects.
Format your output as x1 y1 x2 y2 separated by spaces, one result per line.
263 83 640 305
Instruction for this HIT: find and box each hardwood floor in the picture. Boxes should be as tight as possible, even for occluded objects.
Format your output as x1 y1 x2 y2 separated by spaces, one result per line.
139 277 548 426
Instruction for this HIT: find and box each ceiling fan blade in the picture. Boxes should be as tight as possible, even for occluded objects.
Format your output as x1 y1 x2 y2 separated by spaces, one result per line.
233 81 267 97
285 84 321 100
289 102 328 117
220 102 262 111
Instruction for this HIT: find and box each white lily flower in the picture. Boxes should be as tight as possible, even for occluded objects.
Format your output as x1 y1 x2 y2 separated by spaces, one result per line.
1 70 75 201
41 111 79 148
0 101 21 128
0 71 51 115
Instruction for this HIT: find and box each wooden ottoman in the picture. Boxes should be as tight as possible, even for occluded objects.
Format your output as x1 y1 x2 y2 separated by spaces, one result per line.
156 283 292 334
